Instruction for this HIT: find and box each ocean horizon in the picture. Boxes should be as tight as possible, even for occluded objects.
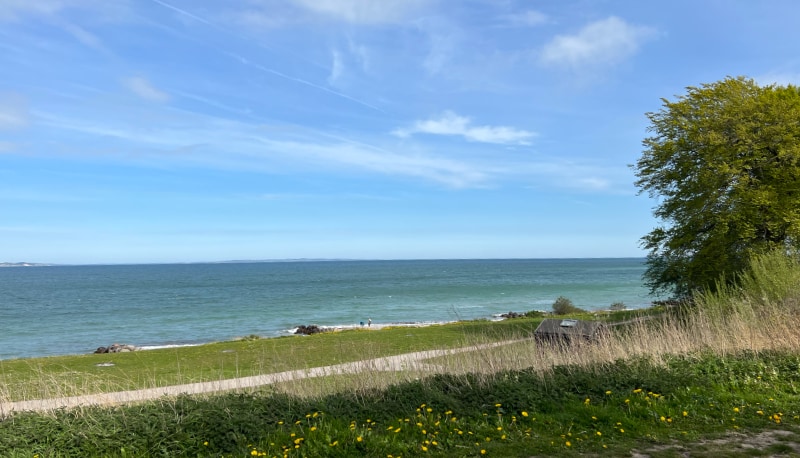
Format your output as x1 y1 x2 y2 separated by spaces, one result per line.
0 258 655 360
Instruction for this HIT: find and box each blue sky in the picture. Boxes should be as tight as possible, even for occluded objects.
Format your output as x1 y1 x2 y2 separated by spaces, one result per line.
2 0 799 264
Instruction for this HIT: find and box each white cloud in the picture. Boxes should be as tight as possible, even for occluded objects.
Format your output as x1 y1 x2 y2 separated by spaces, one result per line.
0 93 29 130
290 0 433 24
499 10 548 27
393 111 536 145
540 16 655 69
755 72 800 87
0 0 67 20
328 49 344 85
122 76 171 102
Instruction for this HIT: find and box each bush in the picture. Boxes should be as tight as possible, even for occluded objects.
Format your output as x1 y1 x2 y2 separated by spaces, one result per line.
610 301 626 311
551 296 585 315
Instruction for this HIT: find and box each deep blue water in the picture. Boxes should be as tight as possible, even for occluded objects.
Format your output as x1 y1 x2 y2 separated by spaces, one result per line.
0 259 653 360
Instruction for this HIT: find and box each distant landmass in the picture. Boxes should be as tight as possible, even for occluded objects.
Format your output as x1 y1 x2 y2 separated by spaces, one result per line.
0 262 52 267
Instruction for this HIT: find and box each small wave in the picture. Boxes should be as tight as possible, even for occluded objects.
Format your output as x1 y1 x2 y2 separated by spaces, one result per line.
138 343 205 351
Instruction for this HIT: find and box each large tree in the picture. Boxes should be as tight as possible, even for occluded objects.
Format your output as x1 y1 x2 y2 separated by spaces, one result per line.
634 76 800 298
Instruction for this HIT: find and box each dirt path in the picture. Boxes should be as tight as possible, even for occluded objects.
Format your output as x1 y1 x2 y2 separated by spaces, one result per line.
0 340 520 416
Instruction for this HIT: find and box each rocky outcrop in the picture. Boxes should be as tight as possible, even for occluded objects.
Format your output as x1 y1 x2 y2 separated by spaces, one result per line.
294 325 326 335
94 343 138 354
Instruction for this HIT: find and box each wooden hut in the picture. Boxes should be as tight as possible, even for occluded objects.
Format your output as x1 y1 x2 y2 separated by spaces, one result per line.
534 318 607 343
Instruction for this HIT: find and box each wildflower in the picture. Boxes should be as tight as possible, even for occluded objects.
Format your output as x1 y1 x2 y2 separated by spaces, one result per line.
251 450 258 456
427 408 433 413
357 436 363 442
203 441 208 446
683 411 688 417
501 434 507 440
394 428 402 433
596 431 602 436
606 390 612 394
620 428 625 433
496 427 502 431
625 399 630 404
521 411 529 417
330 441 338 447
445 410 452 415
421 446 428 452
757 410 764 415
660 416 666 422
584 398 591 405
566 441 571 447
495 403 502 407
481 450 487 455
633 388 642 393
733 407 740 413
310 426 317 432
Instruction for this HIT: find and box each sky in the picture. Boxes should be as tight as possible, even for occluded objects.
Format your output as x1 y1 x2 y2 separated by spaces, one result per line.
2 0 799 264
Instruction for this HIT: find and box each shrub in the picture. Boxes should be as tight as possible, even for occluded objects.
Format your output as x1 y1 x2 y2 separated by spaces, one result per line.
610 301 626 311
551 296 585 315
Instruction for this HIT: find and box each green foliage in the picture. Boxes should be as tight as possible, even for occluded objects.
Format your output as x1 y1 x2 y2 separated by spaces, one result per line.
633 76 800 298
551 296 586 315
610 301 626 311
3 352 800 457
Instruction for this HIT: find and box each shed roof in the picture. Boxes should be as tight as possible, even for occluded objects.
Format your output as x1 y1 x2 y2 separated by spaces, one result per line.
534 319 607 340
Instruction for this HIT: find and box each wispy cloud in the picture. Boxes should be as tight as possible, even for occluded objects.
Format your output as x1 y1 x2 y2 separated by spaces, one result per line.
540 16 655 69
122 76 171 102
0 0 69 21
497 10 549 27
290 0 433 24
393 111 536 145
755 72 800 87
0 93 29 130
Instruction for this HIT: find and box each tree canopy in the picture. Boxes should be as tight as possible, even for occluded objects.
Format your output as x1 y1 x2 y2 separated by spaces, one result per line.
634 76 800 298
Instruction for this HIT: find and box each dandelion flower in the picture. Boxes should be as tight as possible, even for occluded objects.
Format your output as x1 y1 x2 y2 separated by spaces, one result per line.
522 411 529 417
566 441 572 447
733 407 740 413
357 436 363 442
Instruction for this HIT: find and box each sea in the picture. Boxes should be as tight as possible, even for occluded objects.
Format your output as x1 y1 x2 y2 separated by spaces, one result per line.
0 258 655 360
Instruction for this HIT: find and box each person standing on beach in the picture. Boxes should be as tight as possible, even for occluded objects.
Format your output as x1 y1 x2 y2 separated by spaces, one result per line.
368 318 372 327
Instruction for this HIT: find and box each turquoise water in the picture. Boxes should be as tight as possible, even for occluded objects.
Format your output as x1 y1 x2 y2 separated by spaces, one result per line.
0 259 653 360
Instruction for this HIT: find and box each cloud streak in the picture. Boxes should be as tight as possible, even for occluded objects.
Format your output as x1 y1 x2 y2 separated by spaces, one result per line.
290 0 433 24
393 111 536 145
0 93 29 130
122 76 171 102
540 16 655 69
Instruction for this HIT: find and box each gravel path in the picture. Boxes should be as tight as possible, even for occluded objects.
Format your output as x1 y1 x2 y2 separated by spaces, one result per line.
0 340 521 416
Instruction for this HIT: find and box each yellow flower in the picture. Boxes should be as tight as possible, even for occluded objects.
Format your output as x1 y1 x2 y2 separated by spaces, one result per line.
596 431 602 436
683 411 688 417
394 428 402 433
757 410 764 415
521 411 529 417
481 450 487 455
421 446 428 452
357 436 363 442
310 426 317 431
203 441 208 446
605 390 612 394
660 416 666 422
619 428 625 433
733 407 740 413
426 408 433 413
566 441 571 447
495 403 502 407
251 450 258 456
330 441 338 446
633 388 642 394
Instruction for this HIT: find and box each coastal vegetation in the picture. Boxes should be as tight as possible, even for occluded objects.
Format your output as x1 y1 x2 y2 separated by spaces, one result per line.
3 251 800 456
633 76 800 298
